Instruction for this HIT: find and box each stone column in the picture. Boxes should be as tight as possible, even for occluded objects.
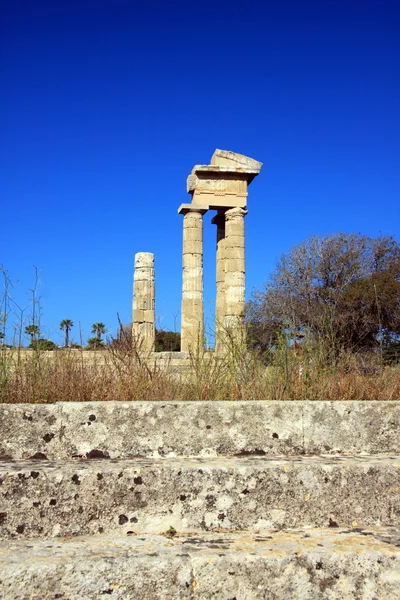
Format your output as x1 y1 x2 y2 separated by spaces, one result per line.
224 207 247 343
132 252 155 353
178 204 208 354
211 210 226 353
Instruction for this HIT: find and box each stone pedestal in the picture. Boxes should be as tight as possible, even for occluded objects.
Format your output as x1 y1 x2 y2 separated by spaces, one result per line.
132 252 155 353
178 204 208 354
211 211 226 353
224 207 247 343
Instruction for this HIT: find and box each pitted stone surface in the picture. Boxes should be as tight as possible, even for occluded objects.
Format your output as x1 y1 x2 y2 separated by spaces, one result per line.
1 455 399 538
0 528 399 599
58 400 305 460
1 401 400 460
0 404 63 460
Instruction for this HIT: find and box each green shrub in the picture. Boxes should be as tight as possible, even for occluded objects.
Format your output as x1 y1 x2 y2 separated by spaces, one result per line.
29 339 57 351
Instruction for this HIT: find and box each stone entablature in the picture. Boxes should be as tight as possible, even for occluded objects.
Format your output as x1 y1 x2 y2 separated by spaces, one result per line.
187 149 262 211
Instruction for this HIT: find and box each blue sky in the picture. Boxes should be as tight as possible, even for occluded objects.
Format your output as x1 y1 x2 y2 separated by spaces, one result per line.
1 0 399 346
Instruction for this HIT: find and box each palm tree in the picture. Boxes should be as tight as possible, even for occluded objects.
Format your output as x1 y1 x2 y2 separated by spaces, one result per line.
60 319 74 347
25 324 39 345
91 322 106 342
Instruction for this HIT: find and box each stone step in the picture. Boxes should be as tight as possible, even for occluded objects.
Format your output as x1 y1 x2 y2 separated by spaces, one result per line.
0 528 399 599
1 400 399 460
1 455 399 539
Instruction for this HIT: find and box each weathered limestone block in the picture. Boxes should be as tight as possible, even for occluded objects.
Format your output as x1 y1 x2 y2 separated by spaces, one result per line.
132 252 155 353
133 310 155 324
225 271 245 287
302 401 400 454
180 240 203 256
211 148 263 172
0 404 63 460
183 227 202 243
224 234 245 247
182 268 203 292
1 529 400 600
132 309 145 322
1 455 399 538
188 174 248 194
224 246 246 260
133 322 155 344
225 287 246 307
225 222 246 237
1 401 400 460
182 253 201 268
223 258 245 273
178 204 208 354
181 297 203 309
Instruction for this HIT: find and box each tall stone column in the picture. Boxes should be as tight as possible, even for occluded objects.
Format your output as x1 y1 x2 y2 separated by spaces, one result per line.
178 204 208 354
132 252 155 353
211 210 226 353
224 207 247 343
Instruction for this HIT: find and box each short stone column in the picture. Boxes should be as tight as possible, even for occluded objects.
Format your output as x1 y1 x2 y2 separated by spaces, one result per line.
211 210 226 353
178 204 208 354
224 207 247 342
132 252 155 353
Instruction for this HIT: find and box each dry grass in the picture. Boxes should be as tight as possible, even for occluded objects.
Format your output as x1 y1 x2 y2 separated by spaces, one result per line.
0 338 399 403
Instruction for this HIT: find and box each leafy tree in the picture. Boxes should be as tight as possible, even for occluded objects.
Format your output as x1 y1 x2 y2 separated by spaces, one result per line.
155 329 181 352
91 322 106 342
30 339 57 351
25 324 39 345
247 233 400 353
60 319 74 347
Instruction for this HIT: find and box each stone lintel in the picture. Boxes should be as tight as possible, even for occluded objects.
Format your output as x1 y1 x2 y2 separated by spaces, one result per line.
187 167 259 192
193 165 260 175
178 203 208 216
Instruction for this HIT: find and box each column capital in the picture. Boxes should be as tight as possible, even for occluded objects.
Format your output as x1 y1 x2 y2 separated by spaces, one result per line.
225 207 248 221
178 203 208 216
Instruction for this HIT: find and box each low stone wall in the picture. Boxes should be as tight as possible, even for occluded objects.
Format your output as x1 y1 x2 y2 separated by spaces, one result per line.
0 349 194 379
0 349 192 365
